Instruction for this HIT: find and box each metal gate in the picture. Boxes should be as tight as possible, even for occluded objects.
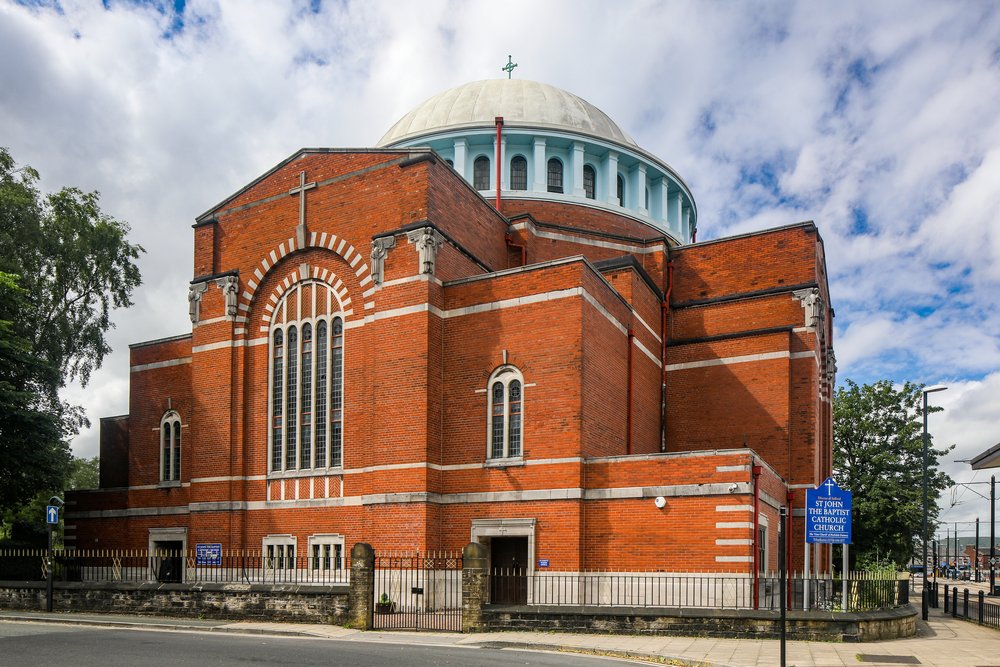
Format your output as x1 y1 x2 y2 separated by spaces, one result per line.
373 551 463 631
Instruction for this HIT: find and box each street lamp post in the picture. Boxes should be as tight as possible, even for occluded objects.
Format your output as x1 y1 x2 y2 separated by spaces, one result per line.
922 385 947 621
992 475 996 595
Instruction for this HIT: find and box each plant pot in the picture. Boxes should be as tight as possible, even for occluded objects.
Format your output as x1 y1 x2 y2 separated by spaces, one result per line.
375 602 396 614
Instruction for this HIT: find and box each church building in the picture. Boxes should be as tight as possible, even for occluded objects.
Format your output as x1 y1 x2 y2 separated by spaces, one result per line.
66 79 835 583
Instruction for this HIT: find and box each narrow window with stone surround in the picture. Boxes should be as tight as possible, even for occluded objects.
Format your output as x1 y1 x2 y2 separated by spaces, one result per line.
308 534 344 572
267 280 347 474
315 320 328 468
330 317 344 468
487 365 525 460
285 325 298 469
264 535 296 571
473 155 490 190
547 158 563 193
159 411 181 482
271 330 284 470
583 164 596 199
300 322 313 469
510 155 527 190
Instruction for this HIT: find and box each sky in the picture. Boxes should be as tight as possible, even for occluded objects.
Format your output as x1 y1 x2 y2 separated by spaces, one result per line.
2 0 999 542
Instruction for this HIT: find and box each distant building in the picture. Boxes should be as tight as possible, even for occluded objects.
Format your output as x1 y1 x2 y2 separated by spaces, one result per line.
67 79 836 588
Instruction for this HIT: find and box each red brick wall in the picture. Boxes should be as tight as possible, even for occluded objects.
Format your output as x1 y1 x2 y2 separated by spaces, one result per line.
67 152 839 578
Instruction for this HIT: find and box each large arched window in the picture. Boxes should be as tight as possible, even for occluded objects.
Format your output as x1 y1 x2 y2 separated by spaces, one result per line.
160 411 181 482
583 164 596 200
546 158 563 193
473 155 490 190
487 366 524 459
510 156 527 190
269 279 346 472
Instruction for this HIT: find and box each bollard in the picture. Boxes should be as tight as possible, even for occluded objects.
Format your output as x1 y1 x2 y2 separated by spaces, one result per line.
963 588 969 618
952 587 958 618
979 590 985 624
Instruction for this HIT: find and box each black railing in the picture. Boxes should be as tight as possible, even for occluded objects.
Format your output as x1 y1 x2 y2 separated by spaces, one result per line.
0 548 350 585
944 585 1000 631
373 551 463 632
487 572 909 612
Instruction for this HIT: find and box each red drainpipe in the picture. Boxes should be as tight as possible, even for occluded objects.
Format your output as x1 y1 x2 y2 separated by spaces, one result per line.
752 460 762 610
626 328 634 454
505 230 526 268
494 116 503 211
659 260 674 452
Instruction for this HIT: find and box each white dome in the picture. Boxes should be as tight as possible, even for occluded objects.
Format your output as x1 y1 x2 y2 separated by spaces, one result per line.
377 79 636 147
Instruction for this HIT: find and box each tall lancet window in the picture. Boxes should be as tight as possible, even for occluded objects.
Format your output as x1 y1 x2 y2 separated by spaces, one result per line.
487 365 525 459
160 412 182 482
268 279 347 472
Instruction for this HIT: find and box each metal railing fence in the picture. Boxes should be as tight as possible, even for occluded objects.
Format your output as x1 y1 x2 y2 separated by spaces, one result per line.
488 570 909 612
944 585 1000 631
0 548 350 585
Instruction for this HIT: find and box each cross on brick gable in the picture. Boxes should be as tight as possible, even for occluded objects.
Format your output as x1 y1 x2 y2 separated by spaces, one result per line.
288 170 317 248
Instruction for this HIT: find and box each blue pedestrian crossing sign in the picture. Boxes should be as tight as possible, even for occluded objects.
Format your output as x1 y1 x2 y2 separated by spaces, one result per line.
46 505 60 525
806 477 852 544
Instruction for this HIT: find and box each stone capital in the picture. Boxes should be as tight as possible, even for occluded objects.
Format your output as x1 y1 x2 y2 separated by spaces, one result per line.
188 282 209 324
370 236 396 286
406 227 445 276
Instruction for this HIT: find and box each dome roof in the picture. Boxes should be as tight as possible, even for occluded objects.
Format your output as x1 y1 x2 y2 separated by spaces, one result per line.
377 79 636 147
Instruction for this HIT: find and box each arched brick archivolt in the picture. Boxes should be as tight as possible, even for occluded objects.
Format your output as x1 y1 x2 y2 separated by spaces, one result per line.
257 265 353 333
239 231 374 319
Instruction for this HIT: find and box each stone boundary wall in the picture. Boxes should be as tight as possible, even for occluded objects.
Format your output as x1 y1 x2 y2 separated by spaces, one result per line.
0 581 348 624
480 604 917 642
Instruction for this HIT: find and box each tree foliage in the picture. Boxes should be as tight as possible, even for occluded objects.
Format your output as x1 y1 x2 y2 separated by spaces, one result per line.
833 379 953 568
0 147 142 515
0 272 69 518
1 455 100 547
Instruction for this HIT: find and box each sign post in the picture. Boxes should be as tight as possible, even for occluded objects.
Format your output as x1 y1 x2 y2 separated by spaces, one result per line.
45 502 60 613
806 477 853 611
779 505 787 667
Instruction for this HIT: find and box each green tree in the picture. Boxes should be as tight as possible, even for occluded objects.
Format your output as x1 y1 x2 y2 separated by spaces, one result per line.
834 379 954 568
0 272 69 521
0 455 100 546
0 147 143 514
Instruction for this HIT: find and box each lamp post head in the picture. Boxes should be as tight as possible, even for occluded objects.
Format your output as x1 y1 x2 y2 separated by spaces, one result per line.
923 385 948 395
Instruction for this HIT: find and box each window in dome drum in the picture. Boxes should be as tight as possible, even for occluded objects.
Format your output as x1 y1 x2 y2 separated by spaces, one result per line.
474 156 490 190
583 165 596 199
617 174 626 206
547 158 563 193
510 156 527 190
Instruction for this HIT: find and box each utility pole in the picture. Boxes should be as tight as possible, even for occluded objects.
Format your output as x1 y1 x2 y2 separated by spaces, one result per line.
991 475 996 595
954 522 959 576
779 506 787 667
946 526 951 579
976 517 980 583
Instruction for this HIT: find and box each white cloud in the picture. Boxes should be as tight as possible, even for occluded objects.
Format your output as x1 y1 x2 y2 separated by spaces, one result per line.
0 0 998 473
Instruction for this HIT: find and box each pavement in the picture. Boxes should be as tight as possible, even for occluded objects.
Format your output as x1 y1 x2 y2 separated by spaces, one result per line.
1 605 999 666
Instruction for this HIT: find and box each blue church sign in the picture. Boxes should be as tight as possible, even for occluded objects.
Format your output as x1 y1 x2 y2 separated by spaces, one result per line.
195 543 222 566
806 477 852 544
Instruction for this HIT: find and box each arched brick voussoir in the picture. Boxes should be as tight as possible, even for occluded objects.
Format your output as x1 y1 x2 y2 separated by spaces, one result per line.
238 232 375 320
257 264 357 333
